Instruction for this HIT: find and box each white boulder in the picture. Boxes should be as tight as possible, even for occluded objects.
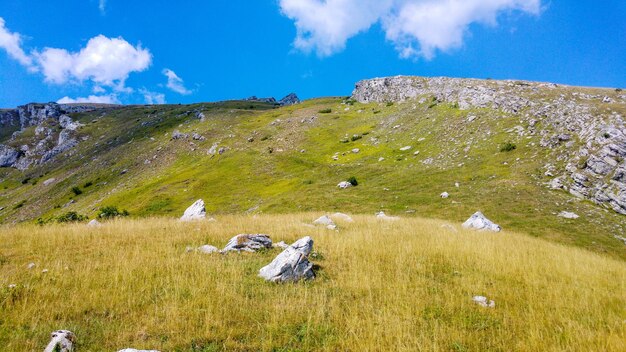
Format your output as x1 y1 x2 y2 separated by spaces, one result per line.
259 236 315 283
87 219 102 227
274 241 289 249
44 330 76 352
462 212 501 232
375 211 399 221
197 245 219 254
337 181 353 189
558 211 579 219
180 199 206 221
440 192 450 198
473 295 496 308
313 215 336 229
400 146 411 151
222 234 273 253
331 212 354 222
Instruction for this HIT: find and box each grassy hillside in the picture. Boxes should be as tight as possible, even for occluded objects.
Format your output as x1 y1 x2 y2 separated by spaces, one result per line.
0 92 625 259
1 215 624 351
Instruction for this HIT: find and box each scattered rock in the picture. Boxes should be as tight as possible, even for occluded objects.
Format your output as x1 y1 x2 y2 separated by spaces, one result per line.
472 296 496 308
440 192 450 199
87 219 102 227
375 211 399 221
44 330 76 352
192 132 206 141
222 234 273 253
180 199 206 221
198 245 219 254
558 211 579 219
274 241 289 249
400 146 411 151
42 178 56 186
27 263 35 269
462 212 501 232
313 215 337 230
259 236 315 283
331 212 354 222
171 130 188 140
118 349 160 352
337 181 353 189
351 148 360 153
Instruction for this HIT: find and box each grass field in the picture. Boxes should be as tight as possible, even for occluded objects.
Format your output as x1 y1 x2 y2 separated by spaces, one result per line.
1 215 624 351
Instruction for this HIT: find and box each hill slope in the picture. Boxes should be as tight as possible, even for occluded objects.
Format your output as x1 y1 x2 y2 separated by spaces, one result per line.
0 77 625 258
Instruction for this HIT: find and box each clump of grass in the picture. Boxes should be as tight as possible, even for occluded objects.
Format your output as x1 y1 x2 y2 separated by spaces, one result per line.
98 206 129 219
347 176 358 186
500 142 517 152
12 200 26 210
83 181 93 188
0 215 623 351
318 108 332 114
350 134 362 142
71 186 83 196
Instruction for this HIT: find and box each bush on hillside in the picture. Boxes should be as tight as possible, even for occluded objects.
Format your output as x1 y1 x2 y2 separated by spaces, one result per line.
56 211 88 223
318 108 332 114
500 142 517 152
347 176 358 186
98 206 129 219
71 186 83 196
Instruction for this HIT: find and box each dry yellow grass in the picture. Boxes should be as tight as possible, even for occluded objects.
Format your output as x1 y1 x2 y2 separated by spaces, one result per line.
1 214 625 351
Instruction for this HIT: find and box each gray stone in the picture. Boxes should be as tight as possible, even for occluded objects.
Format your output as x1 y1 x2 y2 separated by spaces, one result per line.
331 212 354 222
0 145 20 167
198 245 219 254
462 212 501 232
337 181 353 189
180 199 206 221
472 296 495 308
222 234 273 253
259 236 315 283
375 211 400 221
44 330 76 352
558 211 579 219
87 219 102 227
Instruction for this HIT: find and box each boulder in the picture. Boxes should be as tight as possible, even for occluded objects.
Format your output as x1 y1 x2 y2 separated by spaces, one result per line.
313 215 337 229
87 219 102 227
259 236 315 283
462 212 501 232
42 178 56 186
0 144 20 167
180 199 206 221
558 211 579 219
440 192 450 198
274 241 289 249
472 296 496 308
222 234 273 252
198 245 219 254
171 130 188 140
337 181 353 189
331 212 354 222
118 349 160 352
400 146 412 151
375 211 399 221
44 330 76 352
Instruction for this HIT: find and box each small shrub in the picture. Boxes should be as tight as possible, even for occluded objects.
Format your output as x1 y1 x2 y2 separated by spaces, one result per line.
427 103 438 109
350 134 362 142
373 110 381 114
347 176 358 186
603 132 611 139
386 102 394 107
98 206 129 219
500 142 517 152
56 211 87 223
71 186 83 196
13 200 26 209
302 180 313 185
616 88 623 92
260 135 270 141
318 108 332 114
21 178 30 185
344 98 356 105
83 181 93 188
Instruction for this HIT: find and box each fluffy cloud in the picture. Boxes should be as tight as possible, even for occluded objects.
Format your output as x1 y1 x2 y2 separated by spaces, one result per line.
163 68 191 95
140 88 166 105
279 0 541 59
34 35 152 89
57 94 120 104
0 17 34 68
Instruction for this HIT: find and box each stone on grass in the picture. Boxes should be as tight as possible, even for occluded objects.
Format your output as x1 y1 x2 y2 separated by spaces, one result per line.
222 234 273 253
180 199 206 221
274 241 289 249
118 349 160 352
198 245 219 254
331 212 354 222
259 236 315 283
558 211 579 219
27 262 35 269
44 330 76 352
375 211 399 221
473 296 496 308
440 192 450 198
313 215 337 230
400 146 411 151
462 212 501 232
87 219 101 227
337 181 353 189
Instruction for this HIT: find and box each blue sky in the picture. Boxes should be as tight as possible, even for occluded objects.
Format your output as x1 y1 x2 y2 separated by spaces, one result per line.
0 0 624 108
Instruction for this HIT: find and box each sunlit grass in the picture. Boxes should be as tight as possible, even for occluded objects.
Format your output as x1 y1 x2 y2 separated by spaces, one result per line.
1 214 624 351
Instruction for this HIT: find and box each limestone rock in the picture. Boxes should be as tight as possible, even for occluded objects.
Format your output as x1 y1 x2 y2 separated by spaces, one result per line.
558 211 579 219
440 192 450 198
87 219 102 227
222 234 273 252
337 181 353 189
0 145 20 167
42 178 56 186
313 215 337 229
259 236 315 283
198 245 219 254
472 296 496 308
462 212 501 232
171 130 188 140
375 211 399 221
279 93 300 106
331 212 354 222
400 146 412 151
44 330 76 352
180 199 206 221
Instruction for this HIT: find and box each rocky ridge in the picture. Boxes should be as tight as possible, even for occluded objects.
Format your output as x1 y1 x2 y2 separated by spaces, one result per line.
353 76 626 215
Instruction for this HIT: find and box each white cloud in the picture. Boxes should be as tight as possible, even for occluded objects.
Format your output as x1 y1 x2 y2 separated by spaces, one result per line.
99 0 107 15
163 68 191 95
34 35 152 89
0 17 34 68
57 94 120 104
140 88 166 105
279 0 541 59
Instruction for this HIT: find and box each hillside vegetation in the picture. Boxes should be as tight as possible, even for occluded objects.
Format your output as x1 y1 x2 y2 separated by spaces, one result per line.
1 215 624 351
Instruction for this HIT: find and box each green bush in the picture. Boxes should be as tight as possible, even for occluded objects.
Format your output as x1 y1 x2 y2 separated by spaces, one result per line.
350 134 362 142
318 108 332 114
98 206 129 219
347 176 358 186
56 211 87 223
71 186 83 196
500 142 517 152
84 181 93 188
386 102 394 107
13 200 26 209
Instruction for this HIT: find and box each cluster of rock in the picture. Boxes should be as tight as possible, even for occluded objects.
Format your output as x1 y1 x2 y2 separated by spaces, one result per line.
352 76 626 216
244 93 300 106
0 102 109 170
43 329 158 352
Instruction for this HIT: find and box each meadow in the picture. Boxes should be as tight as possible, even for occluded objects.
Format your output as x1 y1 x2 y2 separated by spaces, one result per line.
1 214 624 351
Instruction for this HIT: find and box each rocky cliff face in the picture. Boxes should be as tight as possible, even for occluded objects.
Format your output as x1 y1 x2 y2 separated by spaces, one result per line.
0 103 99 170
353 76 626 215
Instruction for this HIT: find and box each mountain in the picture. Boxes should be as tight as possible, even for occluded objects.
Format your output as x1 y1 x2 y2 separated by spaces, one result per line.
0 77 624 258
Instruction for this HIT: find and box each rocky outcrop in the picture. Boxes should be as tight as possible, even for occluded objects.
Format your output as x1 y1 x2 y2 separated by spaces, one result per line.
259 236 315 283
313 215 337 230
279 93 300 106
180 199 206 221
44 330 76 352
0 145 21 167
462 212 501 232
222 234 273 252
353 76 626 216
